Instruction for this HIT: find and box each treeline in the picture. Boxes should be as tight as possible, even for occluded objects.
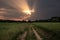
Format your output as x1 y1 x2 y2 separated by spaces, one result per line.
0 20 27 23
34 17 60 22
0 17 60 22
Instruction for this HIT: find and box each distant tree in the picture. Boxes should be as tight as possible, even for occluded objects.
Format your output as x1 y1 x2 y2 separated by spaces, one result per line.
51 17 60 22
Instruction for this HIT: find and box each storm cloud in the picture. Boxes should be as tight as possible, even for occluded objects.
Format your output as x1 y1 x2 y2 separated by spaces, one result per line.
0 0 60 21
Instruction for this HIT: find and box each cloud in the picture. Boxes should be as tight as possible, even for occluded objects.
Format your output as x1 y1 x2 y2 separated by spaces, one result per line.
0 0 60 21
0 8 26 20
0 7 32 21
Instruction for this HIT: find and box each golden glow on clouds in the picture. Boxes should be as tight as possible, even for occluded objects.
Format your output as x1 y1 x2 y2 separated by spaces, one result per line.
0 16 5 19
6 0 32 20
23 8 35 15
0 8 7 13
7 0 33 19
23 10 31 15
1 0 35 21
0 11 6 13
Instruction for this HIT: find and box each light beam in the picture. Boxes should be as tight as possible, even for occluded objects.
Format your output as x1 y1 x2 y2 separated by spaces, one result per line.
2 0 35 21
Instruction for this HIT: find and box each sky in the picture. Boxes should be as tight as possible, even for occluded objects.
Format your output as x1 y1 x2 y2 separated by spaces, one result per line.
0 0 60 21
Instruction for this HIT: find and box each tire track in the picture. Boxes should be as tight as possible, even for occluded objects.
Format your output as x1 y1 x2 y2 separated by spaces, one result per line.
33 25 60 40
32 28 42 40
17 31 27 40
25 26 37 40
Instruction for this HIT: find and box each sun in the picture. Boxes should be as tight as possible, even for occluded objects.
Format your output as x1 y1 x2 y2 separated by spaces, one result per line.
23 10 31 15
23 9 35 15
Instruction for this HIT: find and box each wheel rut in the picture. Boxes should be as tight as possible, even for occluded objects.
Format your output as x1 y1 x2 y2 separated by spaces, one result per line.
32 28 42 40
16 31 27 40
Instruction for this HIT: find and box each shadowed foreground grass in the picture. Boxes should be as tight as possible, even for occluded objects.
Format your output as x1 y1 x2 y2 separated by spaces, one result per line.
0 22 28 40
33 22 60 31
0 22 60 40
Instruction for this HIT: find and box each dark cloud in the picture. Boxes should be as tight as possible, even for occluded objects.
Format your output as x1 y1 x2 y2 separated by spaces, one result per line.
0 0 13 9
0 0 60 20
34 0 60 19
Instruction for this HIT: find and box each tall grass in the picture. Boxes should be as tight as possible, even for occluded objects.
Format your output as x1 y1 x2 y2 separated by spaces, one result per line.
0 22 28 40
33 22 60 31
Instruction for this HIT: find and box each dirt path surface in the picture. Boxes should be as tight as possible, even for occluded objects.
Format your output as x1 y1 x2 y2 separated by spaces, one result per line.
16 26 42 40
32 28 42 40
15 24 59 40
17 31 27 40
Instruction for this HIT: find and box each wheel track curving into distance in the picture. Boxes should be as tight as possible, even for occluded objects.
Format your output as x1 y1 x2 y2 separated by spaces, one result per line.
16 24 43 40
32 27 42 40
16 31 27 40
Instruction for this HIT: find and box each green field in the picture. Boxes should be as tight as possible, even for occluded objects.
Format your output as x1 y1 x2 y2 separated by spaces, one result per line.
33 22 60 31
0 22 60 40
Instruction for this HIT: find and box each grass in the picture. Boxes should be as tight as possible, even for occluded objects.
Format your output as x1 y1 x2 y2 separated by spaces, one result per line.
0 22 28 40
33 22 60 31
33 22 60 40
0 22 60 40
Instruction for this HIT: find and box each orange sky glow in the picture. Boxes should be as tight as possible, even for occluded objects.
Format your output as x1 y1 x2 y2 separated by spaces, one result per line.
0 0 35 21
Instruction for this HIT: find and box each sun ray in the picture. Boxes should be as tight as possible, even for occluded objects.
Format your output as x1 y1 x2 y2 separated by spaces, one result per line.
2 0 35 21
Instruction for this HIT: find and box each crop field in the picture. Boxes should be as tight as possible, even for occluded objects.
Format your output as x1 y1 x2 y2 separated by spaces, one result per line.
0 22 60 40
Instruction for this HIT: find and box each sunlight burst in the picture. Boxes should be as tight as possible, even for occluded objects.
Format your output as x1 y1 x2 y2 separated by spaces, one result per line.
23 9 35 15
2 0 35 20
23 10 31 15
